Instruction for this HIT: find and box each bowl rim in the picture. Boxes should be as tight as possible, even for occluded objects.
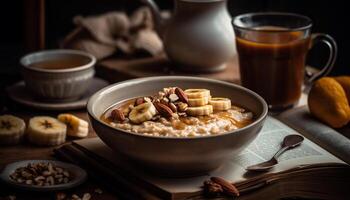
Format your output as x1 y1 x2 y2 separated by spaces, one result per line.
87 76 268 140
20 49 96 73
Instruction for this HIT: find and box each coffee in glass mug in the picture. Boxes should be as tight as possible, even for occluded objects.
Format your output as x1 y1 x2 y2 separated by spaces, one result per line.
233 13 337 110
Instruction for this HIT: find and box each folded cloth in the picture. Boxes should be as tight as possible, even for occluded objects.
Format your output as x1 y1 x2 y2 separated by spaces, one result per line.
61 7 163 60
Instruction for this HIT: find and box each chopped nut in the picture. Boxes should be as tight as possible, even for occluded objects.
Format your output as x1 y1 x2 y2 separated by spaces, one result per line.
94 188 103 194
71 194 81 200
168 93 179 102
169 103 177 112
164 87 176 95
63 171 70 177
55 174 63 179
178 112 187 117
34 176 45 182
55 167 63 173
134 97 145 106
56 192 66 200
25 179 33 185
46 176 55 185
48 163 54 173
158 91 166 98
82 193 91 200
16 178 24 183
57 178 63 183
63 177 69 183
160 98 169 105
42 170 51 176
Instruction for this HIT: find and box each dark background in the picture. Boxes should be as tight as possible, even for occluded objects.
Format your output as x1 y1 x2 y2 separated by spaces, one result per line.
0 0 348 91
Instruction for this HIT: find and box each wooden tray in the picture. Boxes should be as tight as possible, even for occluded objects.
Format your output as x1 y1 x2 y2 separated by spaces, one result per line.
97 55 240 84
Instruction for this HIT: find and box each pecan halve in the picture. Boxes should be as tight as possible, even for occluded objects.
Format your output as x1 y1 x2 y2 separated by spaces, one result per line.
175 87 188 103
154 102 173 118
203 180 223 197
210 177 239 197
110 109 126 122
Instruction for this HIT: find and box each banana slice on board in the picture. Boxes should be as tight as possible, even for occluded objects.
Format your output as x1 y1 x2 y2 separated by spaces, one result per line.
58 114 89 138
0 115 26 145
184 89 210 99
188 96 210 107
27 116 66 146
209 97 231 111
129 102 157 124
186 105 213 116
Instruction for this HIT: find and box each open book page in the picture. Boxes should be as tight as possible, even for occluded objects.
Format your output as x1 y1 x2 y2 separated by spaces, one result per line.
278 106 350 164
147 117 345 194
74 116 346 195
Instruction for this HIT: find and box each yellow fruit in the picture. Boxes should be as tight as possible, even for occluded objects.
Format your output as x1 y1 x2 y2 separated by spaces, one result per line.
334 76 350 102
308 77 350 128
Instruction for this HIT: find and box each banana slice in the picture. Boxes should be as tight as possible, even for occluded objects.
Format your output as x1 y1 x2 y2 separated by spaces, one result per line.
27 116 66 146
129 102 156 124
209 97 231 111
184 89 210 99
0 115 26 145
188 96 210 107
58 114 89 138
186 105 213 116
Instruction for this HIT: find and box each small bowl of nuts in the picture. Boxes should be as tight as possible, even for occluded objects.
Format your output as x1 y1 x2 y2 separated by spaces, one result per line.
0 160 87 191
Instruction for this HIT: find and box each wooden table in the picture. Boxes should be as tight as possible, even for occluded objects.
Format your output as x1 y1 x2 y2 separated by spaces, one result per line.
0 55 242 199
0 55 312 199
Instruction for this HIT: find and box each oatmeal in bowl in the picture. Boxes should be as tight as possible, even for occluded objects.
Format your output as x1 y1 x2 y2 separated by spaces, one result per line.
87 76 267 175
101 87 254 137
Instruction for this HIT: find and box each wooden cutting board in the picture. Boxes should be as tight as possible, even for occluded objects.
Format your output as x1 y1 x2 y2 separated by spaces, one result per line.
97 55 240 84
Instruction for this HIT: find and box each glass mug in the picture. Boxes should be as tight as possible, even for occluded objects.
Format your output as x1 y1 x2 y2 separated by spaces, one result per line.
232 12 337 110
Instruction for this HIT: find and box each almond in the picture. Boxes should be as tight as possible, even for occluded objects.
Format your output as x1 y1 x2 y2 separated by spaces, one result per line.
110 109 125 122
134 97 145 106
175 87 188 103
211 177 239 197
169 102 177 112
154 102 173 118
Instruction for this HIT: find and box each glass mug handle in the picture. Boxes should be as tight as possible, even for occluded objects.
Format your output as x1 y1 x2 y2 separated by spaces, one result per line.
306 33 338 83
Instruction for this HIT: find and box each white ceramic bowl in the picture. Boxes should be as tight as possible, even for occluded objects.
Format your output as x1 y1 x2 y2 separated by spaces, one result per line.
87 76 268 176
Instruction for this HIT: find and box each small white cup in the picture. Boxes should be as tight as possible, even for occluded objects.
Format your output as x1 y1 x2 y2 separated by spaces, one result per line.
21 49 96 101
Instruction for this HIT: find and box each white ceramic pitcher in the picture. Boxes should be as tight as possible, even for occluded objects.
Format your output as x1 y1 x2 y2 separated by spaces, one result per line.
142 0 236 72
